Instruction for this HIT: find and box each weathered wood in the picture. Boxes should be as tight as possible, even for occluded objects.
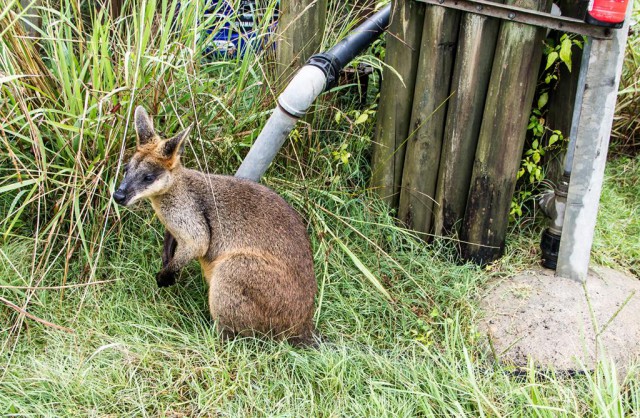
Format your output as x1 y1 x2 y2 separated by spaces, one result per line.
543 36 583 184
110 0 124 19
396 5 459 235
556 1 632 281
542 0 589 182
460 0 551 264
432 11 501 236
20 0 41 37
370 0 425 208
276 0 328 87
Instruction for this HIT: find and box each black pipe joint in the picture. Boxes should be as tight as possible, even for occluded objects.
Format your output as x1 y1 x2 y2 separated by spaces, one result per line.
540 228 561 270
306 4 391 93
307 53 341 90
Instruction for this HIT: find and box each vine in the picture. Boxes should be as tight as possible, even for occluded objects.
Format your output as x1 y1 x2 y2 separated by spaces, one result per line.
510 34 584 220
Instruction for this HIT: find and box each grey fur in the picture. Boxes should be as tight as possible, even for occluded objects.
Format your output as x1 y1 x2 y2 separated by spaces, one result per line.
115 107 317 346
135 106 156 146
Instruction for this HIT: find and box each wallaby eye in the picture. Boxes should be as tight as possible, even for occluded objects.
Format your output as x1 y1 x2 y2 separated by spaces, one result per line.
143 174 155 183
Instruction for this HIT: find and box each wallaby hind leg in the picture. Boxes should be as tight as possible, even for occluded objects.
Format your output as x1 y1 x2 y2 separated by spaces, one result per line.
207 253 314 344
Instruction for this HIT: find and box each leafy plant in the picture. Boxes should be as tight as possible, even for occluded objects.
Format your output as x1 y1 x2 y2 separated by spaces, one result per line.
510 34 581 220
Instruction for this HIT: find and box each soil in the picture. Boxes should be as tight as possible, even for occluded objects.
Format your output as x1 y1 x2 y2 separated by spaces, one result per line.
479 266 640 373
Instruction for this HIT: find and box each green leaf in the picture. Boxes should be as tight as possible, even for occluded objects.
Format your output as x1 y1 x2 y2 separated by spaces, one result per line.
560 38 572 71
334 111 342 124
354 112 369 125
545 51 558 70
549 134 559 145
532 139 539 150
537 92 548 109
532 152 541 163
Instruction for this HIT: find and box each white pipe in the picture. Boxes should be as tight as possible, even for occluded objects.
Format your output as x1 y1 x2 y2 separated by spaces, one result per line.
235 65 326 181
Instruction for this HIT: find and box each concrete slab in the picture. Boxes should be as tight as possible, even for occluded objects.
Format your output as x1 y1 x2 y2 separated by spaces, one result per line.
479 267 640 372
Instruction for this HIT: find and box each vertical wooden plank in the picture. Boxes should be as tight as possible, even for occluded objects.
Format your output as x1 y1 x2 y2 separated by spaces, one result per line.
110 0 124 19
396 6 460 235
543 42 583 183
20 0 41 37
432 12 501 236
370 0 425 208
460 0 551 264
276 0 328 86
556 3 632 281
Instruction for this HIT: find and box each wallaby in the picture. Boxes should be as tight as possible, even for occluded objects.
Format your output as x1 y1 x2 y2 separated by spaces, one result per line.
113 106 317 346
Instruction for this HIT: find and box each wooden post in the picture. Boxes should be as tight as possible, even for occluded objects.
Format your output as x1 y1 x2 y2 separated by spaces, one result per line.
110 0 124 19
370 0 425 208
543 43 583 183
276 0 328 86
432 11 501 236
397 6 460 234
20 0 41 37
556 3 632 281
460 0 551 264
542 0 587 183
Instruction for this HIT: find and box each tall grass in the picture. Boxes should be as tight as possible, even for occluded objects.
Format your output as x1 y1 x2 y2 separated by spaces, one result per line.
0 0 291 360
0 0 279 286
611 0 640 154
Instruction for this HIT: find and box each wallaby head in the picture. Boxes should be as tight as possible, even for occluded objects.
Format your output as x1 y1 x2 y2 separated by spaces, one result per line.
113 106 191 206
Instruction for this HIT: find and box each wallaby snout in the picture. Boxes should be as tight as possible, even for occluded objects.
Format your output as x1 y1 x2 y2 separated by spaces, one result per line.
117 106 317 346
113 187 127 205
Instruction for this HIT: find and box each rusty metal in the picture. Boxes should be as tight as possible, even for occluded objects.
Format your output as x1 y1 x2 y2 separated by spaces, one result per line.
416 0 613 39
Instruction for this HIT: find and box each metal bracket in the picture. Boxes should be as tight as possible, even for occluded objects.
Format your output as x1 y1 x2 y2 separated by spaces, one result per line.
416 0 614 39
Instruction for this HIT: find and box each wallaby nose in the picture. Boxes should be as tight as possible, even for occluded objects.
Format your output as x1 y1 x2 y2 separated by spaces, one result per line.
113 188 127 205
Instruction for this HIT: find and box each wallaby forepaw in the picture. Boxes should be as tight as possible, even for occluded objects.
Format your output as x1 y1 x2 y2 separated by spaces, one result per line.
156 270 176 287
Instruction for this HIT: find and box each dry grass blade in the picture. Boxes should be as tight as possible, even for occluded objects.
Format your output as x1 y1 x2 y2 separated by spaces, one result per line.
0 295 74 333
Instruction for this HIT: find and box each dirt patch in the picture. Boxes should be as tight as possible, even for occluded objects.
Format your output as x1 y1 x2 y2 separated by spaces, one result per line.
479 266 640 372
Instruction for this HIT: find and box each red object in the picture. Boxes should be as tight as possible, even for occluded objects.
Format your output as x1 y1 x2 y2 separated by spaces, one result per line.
586 0 629 27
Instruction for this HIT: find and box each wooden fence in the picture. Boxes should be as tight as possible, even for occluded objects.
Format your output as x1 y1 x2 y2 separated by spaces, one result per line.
371 0 563 264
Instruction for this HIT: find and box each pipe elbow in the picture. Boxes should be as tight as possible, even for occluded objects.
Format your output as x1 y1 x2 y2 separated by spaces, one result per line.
539 190 557 219
278 66 327 117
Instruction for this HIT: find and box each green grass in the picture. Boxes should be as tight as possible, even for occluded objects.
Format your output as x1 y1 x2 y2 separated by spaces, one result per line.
1 0 640 416
1 157 639 416
592 156 640 275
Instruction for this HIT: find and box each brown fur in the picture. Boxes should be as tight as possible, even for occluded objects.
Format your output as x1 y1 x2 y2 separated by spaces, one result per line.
114 106 317 346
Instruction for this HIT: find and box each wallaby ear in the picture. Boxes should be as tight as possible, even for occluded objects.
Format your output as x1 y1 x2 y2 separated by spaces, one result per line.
161 124 192 159
135 106 156 146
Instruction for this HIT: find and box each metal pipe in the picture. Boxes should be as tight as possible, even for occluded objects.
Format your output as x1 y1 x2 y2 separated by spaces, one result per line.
235 4 391 182
235 66 326 181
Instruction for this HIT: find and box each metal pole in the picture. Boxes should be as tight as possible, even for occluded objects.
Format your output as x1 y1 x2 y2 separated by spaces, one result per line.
556 1 633 281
